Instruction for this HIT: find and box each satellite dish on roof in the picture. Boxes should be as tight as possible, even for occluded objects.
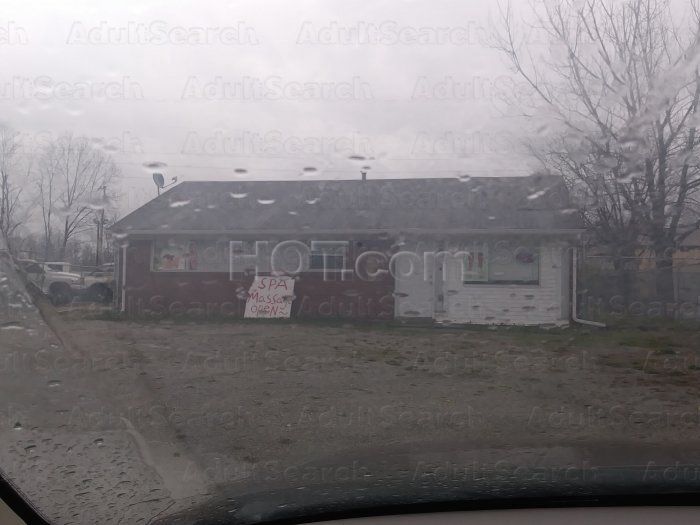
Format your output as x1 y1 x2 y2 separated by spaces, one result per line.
153 172 165 188
152 172 177 196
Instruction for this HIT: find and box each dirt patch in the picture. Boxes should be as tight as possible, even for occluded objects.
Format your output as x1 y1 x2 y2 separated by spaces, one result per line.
45 307 700 490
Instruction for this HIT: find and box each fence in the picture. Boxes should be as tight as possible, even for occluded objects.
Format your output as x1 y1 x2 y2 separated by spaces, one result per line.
579 254 700 322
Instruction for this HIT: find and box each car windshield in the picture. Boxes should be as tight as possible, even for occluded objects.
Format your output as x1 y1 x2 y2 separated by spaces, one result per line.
2 0 700 524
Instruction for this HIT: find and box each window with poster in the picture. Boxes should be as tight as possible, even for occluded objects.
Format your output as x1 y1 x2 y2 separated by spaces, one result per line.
462 243 489 282
463 241 539 285
152 238 229 272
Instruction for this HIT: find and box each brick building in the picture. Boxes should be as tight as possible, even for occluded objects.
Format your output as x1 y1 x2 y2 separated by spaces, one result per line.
111 174 583 325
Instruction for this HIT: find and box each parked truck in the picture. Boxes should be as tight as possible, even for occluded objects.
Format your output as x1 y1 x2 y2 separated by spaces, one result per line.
81 263 115 303
16 259 115 305
17 259 84 305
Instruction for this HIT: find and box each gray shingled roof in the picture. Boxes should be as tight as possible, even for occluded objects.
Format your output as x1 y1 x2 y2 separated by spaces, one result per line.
112 174 583 234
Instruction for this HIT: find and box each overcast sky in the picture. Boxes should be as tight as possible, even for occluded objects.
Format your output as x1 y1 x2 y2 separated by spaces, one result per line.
0 0 546 214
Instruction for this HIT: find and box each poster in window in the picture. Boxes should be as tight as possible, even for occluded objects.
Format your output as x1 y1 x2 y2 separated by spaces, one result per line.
462 245 488 282
153 238 227 271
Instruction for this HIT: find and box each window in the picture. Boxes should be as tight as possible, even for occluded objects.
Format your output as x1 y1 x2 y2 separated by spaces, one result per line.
308 242 348 271
309 250 346 270
153 238 230 272
24 263 44 274
464 242 539 285
489 245 539 284
461 244 489 282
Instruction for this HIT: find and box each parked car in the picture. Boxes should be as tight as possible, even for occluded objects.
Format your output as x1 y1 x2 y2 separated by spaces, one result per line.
82 263 115 303
17 259 116 305
16 259 84 306
42 261 72 273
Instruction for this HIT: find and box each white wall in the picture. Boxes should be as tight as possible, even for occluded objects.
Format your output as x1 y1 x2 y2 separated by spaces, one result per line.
394 240 570 326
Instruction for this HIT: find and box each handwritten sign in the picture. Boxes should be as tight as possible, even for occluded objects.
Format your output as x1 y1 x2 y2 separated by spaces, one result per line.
244 276 295 318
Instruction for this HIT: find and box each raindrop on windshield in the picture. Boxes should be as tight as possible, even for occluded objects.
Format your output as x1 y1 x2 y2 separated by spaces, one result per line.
142 161 167 169
527 190 546 200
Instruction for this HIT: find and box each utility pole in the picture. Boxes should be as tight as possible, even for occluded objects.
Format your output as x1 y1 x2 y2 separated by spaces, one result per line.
95 185 107 267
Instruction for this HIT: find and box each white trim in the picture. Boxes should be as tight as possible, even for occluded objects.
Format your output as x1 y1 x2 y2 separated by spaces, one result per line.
120 244 127 313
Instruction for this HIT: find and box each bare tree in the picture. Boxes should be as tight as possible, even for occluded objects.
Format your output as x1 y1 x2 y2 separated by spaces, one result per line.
493 0 700 298
37 133 120 260
36 138 59 260
0 126 30 252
